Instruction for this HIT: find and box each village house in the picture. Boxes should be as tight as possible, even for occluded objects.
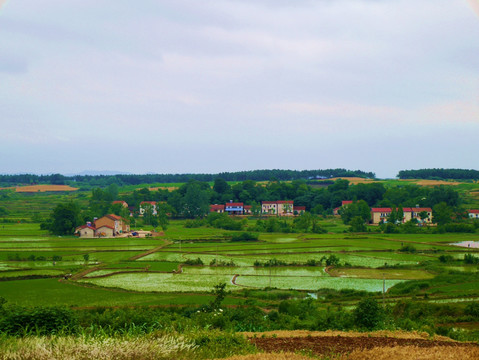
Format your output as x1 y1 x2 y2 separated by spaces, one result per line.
95 225 115 238
94 214 130 234
112 200 128 208
75 224 96 238
261 201 294 216
139 201 157 216
371 207 432 225
210 204 225 213
333 200 353 216
294 206 306 215
468 209 479 219
225 202 244 215
244 205 252 215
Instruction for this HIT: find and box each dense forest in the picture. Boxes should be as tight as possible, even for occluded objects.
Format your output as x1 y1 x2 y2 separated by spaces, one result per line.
398 168 479 180
0 169 375 187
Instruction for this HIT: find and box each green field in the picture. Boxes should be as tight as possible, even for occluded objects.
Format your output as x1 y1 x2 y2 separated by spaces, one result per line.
0 221 477 308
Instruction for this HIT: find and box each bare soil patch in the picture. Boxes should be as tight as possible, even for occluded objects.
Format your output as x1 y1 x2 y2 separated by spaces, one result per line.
248 334 479 358
12 185 79 192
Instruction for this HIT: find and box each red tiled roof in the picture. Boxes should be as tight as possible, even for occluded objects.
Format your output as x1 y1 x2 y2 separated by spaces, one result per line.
412 208 432 212
140 201 157 205
210 204 225 210
294 206 306 211
468 209 479 214
226 202 243 207
371 208 392 213
76 224 96 231
106 214 122 220
342 200 353 206
244 205 252 209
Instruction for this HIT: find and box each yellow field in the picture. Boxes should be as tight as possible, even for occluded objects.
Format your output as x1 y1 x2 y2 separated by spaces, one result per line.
10 185 79 192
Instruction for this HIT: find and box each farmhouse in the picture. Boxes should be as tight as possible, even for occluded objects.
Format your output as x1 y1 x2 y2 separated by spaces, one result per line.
371 207 433 225
75 224 96 238
468 209 479 219
262 201 294 216
210 204 225 213
112 200 128 208
139 201 157 216
371 208 392 224
96 225 115 238
225 202 244 215
333 200 353 215
294 206 306 215
94 214 130 234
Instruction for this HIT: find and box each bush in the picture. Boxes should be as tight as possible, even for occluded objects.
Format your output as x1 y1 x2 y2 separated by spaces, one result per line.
353 298 384 330
0 306 78 335
230 232 259 242
444 223 475 233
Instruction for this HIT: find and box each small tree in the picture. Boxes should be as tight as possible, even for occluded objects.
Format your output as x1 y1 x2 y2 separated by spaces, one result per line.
353 297 384 330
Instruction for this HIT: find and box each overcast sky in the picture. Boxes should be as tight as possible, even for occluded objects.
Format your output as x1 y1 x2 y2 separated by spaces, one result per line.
0 0 478 178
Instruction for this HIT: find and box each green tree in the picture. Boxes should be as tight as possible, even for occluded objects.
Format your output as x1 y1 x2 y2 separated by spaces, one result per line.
341 200 371 225
353 297 384 330
182 183 210 218
157 203 172 231
433 202 453 225
349 216 367 232
43 202 82 235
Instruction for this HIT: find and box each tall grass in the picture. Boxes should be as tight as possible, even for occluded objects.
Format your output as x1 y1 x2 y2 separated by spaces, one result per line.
0 333 197 360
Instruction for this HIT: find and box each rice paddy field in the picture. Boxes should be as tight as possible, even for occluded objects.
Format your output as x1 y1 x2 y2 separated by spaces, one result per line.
0 221 478 308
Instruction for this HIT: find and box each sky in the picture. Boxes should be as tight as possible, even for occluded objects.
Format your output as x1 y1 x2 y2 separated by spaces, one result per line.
0 0 478 178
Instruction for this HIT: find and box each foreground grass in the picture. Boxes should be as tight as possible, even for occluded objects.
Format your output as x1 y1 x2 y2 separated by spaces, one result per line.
0 330 256 360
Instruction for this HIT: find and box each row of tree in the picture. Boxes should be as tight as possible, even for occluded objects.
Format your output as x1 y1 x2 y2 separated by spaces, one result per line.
0 169 375 187
398 168 479 180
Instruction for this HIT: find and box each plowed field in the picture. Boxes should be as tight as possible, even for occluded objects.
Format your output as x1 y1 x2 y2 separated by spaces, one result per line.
248 335 479 358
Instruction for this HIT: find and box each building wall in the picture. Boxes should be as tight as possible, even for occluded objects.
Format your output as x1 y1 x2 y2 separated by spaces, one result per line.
79 228 95 238
96 226 114 238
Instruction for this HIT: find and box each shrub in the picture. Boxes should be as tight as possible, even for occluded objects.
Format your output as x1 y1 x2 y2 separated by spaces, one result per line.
230 232 259 242
353 297 384 330
0 306 78 335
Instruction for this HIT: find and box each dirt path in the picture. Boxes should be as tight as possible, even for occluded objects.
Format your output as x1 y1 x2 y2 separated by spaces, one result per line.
249 335 479 356
70 267 102 280
128 240 172 261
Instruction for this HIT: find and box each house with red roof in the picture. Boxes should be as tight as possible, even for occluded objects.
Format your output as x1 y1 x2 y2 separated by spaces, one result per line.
294 206 306 215
262 201 294 216
225 201 244 215
468 209 479 219
139 201 157 216
94 214 130 234
210 204 225 213
333 200 353 215
75 224 96 238
112 200 128 208
371 207 432 224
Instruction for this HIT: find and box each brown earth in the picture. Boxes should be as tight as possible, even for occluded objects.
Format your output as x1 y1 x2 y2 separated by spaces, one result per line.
3 185 80 192
149 186 178 191
406 179 461 186
248 335 479 358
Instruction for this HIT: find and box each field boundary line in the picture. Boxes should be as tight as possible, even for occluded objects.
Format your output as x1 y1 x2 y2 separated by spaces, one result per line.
128 239 172 260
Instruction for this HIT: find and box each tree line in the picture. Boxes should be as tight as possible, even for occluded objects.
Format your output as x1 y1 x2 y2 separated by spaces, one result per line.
398 168 479 180
0 168 375 187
